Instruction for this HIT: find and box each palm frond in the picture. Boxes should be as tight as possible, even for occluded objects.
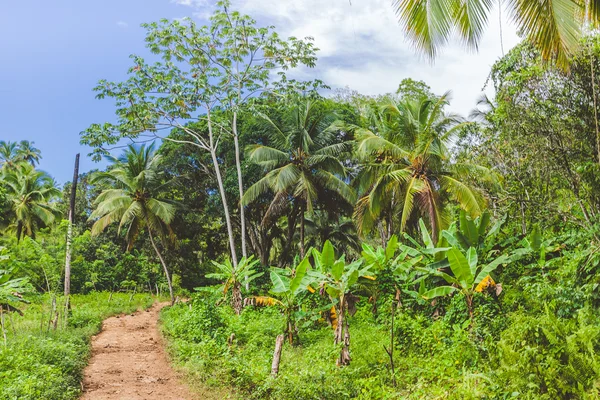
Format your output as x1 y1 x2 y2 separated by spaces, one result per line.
507 0 581 66
439 175 484 217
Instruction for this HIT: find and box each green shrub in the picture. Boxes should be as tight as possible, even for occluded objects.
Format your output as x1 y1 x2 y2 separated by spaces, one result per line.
490 308 600 399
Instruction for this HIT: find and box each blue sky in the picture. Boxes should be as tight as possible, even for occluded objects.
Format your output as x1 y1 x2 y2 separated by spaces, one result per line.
0 0 519 184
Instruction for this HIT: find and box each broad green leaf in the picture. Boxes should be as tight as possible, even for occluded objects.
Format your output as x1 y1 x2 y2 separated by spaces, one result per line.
477 211 491 237
428 258 449 270
486 214 506 240
422 285 458 299
529 224 542 252
460 210 478 246
325 285 340 298
447 248 473 288
331 259 344 281
398 244 422 257
290 258 310 294
466 247 478 278
270 271 291 293
246 272 264 284
434 270 459 285
419 219 434 248
385 235 398 261
474 254 509 285
321 240 335 267
347 269 359 288
421 247 451 255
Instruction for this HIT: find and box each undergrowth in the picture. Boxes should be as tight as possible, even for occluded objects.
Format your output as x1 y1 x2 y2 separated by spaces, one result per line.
161 290 600 399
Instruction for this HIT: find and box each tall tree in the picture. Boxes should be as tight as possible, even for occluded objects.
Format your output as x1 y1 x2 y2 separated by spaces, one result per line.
354 93 491 242
80 1 318 269
89 143 177 304
242 100 355 257
0 141 19 170
465 41 600 230
16 141 41 166
2 163 60 241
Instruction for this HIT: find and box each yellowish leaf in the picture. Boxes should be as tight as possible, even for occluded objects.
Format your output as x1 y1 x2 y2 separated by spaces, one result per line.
475 275 495 292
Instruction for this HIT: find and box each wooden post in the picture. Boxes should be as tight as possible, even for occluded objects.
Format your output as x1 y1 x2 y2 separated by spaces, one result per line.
384 302 397 387
271 334 285 376
64 153 80 319
1 306 6 346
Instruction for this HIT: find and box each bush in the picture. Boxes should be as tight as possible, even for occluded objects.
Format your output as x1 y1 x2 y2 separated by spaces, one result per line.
490 308 600 399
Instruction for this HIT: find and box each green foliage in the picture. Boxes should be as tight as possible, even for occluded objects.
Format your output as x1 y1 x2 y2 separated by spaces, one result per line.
391 0 586 67
8 7 600 399
2 162 60 241
352 92 492 240
207 255 262 296
491 308 600 399
0 292 154 400
0 246 33 312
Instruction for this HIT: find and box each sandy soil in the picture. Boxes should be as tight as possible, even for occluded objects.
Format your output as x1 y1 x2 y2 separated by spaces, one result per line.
80 302 192 400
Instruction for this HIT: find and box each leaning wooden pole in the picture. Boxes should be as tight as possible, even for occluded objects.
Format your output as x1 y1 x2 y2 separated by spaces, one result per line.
64 153 80 320
271 334 285 376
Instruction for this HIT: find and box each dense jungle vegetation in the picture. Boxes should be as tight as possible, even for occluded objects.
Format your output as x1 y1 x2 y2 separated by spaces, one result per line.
5 1 600 398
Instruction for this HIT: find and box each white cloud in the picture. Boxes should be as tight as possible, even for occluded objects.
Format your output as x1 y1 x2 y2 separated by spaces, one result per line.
187 0 522 115
117 20 129 28
171 0 208 7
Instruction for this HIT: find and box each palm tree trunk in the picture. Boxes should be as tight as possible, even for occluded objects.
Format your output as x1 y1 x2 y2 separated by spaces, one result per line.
300 203 306 258
207 113 238 268
145 222 174 305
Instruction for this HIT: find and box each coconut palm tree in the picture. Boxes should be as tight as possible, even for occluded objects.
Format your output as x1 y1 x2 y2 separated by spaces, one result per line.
391 0 595 67
89 143 177 304
16 141 41 166
0 141 19 170
242 100 356 257
354 92 492 242
2 163 60 240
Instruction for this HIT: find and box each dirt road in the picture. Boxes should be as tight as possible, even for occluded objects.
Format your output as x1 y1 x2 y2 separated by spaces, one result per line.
81 302 192 400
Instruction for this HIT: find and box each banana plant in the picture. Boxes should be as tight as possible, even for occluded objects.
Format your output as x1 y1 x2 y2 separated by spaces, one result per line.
421 246 509 320
510 224 560 268
361 234 428 385
0 247 32 345
246 257 312 345
207 255 262 315
441 210 507 263
361 234 427 310
307 240 375 366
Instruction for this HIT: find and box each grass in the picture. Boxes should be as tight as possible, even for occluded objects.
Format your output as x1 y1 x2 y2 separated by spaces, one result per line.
159 294 482 400
160 289 600 399
0 291 155 400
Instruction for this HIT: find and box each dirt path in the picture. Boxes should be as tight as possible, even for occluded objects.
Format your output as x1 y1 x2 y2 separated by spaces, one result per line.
81 302 192 400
